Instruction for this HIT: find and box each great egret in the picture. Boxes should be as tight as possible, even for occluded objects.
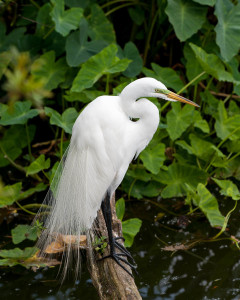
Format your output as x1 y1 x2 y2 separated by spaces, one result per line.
35 77 199 278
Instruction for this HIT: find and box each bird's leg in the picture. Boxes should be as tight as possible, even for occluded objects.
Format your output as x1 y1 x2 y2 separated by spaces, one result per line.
99 192 137 277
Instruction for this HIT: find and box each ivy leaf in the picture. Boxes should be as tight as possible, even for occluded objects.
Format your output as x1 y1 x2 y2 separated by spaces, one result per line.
45 107 78 134
140 143 165 174
32 51 67 90
194 183 225 227
0 183 22 208
184 44 208 83
166 102 195 141
156 163 208 198
0 23 26 51
66 18 107 67
194 118 210 133
0 125 35 167
214 0 240 62
64 90 103 103
122 218 142 247
143 63 184 92
71 44 131 93
121 42 143 78
214 102 240 141
165 0 207 41
88 4 116 43
127 167 151 182
26 154 50 176
50 0 83 37
36 3 54 37
189 134 225 165
189 43 237 83
0 247 38 260
0 101 38 125
193 0 215 5
17 183 47 201
0 139 22 168
122 177 161 199
11 225 38 244
116 198 125 221
212 179 240 200
0 51 11 79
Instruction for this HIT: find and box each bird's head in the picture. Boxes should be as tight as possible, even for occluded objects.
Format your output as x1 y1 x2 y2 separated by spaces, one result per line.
120 77 199 108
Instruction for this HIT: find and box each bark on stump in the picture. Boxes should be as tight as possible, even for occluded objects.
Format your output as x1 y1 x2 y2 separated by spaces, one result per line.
87 194 142 300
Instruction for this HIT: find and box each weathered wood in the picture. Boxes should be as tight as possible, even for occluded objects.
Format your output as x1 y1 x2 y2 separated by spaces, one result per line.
87 194 142 300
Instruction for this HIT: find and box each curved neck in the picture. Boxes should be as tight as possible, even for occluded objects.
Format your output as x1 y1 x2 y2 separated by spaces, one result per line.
119 93 160 140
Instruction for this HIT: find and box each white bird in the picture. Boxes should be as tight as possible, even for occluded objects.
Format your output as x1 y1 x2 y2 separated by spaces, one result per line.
35 77 199 278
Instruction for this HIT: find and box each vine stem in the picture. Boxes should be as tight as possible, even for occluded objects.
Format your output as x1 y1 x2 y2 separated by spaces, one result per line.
212 201 238 240
25 122 32 162
143 9 160 66
160 71 206 112
105 3 135 16
15 200 36 215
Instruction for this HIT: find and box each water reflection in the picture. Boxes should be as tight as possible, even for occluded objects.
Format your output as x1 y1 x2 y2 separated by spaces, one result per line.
0 202 240 299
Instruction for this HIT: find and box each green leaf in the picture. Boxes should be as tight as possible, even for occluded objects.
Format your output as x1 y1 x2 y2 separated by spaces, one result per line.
166 102 195 141
143 63 184 92
45 107 78 134
128 6 145 25
0 124 35 167
122 218 142 247
189 43 236 83
193 0 215 5
116 198 125 221
66 18 107 67
214 102 240 141
165 0 207 41
184 44 208 83
156 163 208 198
215 0 240 61
121 42 143 78
11 225 38 244
195 183 225 227
88 4 116 43
0 183 22 208
189 134 225 164
36 3 54 37
64 90 103 103
140 143 165 174
17 183 47 201
194 118 210 134
32 51 67 90
212 179 240 201
0 247 38 259
127 167 151 182
122 177 161 199
71 44 131 93
0 101 38 125
50 0 83 37
0 139 22 167
0 51 11 79
26 154 50 176
0 23 26 51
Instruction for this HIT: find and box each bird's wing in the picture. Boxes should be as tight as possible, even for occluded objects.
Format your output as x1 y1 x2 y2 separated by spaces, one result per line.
35 139 116 257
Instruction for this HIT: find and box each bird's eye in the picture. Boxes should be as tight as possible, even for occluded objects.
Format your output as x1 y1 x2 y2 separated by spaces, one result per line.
155 89 170 95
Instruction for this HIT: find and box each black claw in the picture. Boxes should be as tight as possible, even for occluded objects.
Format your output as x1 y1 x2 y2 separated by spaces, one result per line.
115 236 125 242
100 193 138 277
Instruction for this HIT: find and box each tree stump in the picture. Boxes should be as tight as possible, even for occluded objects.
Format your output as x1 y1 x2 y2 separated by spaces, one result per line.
86 194 142 300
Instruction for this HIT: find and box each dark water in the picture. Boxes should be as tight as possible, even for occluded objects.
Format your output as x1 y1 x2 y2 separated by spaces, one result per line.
0 199 240 300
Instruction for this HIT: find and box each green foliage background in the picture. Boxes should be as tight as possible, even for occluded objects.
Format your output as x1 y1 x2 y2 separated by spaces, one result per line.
0 0 240 266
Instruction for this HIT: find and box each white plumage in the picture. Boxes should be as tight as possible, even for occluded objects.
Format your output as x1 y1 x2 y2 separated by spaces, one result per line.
35 77 198 278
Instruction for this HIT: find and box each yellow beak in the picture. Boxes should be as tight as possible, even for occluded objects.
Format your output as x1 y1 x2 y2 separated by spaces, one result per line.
167 91 200 108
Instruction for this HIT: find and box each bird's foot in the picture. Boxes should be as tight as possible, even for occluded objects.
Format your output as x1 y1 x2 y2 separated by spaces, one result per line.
98 237 138 277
